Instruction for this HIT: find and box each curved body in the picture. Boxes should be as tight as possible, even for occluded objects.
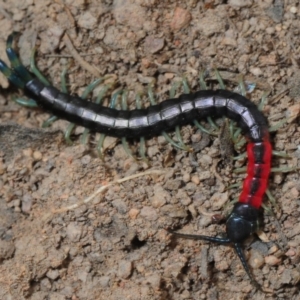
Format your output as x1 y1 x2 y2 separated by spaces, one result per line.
25 78 272 209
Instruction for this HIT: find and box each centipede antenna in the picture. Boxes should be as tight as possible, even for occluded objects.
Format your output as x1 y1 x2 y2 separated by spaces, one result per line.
169 230 231 244
233 243 261 290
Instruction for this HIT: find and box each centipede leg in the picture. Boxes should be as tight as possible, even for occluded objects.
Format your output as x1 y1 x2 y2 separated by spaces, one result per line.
80 78 105 144
258 90 287 132
12 96 39 107
120 91 135 160
30 47 50 86
5 33 33 83
38 67 67 137
0 33 32 89
97 89 122 158
33 54 60 128
194 71 218 136
229 75 254 150
58 67 75 144
171 78 192 152
135 93 149 163
94 84 114 158
258 91 268 111
148 83 189 151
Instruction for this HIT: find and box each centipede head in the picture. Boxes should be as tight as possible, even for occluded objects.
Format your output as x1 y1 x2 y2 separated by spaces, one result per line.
169 202 261 288
226 203 259 243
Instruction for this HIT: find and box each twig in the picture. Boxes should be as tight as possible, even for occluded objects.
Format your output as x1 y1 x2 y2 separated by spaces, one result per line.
52 169 165 213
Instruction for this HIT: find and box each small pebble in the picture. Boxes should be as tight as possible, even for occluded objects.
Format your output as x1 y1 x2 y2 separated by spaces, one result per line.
210 192 228 210
128 208 139 219
23 148 33 157
33 150 43 161
170 7 192 31
265 255 281 266
81 155 92 165
249 249 265 269
78 11 97 29
286 103 300 123
182 173 190 183
46 269 60 280
0 240 15 262
198 171 211 181
199 154 212 168
250 67 263 76
228 0 253 7
99 276 110 288
151 194 167 208
146 274 161 289
118 260 132 279
66 222 82 242
191 175 200 185
140 206 158 221
112 199 128 214
268 245 279 255
144 36 164 54
21 193 33 213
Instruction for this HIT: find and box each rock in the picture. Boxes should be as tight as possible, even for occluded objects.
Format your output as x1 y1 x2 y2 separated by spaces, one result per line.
118 260 132 279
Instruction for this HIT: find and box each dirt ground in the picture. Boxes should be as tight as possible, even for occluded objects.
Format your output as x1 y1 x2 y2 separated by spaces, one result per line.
0 0 300 299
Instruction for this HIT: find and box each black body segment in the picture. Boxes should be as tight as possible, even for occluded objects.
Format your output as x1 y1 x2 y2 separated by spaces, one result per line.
25 78 269 141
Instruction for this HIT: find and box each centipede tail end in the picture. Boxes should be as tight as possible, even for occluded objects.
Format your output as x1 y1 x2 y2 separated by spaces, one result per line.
0 59 26 89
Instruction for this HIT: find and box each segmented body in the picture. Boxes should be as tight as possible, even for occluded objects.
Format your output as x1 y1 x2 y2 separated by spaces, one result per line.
25 78 272 209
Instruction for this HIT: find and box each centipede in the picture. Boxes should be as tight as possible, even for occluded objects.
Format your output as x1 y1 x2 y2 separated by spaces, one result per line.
0 33 272 288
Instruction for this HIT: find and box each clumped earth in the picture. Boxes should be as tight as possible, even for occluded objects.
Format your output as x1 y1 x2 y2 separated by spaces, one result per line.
1 1 300 299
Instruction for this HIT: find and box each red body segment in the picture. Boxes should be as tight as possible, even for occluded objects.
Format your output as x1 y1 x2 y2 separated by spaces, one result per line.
239 140 272 208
